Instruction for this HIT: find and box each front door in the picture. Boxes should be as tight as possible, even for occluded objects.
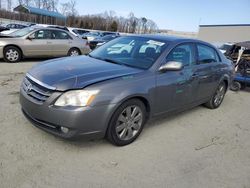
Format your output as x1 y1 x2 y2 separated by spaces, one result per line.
155 43 198 114
23 29 53 57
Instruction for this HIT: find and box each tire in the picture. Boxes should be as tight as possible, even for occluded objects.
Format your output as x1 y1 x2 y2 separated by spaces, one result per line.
204 82 226 109
3 46 22 63
106 99 146 146
67 48 81 56
230 81 241 91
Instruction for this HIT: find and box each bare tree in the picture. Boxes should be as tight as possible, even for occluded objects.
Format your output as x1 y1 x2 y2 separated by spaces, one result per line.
7 0 12 10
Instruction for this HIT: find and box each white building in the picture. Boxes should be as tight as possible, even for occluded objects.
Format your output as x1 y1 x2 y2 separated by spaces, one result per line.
198 24 250 43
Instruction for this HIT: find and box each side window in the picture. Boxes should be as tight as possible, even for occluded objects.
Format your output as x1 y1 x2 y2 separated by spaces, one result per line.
166 44 195 66
53 30 71 40
34 30 52 39
197 44 220 64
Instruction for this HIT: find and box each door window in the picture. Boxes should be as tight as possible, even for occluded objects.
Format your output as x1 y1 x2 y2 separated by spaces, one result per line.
166 44 195 66
34 30 53 39
52 30 71 40
197 44 220 64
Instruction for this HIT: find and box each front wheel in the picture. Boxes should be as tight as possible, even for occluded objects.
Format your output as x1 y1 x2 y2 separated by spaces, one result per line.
204 82 226 109
106 99 146 146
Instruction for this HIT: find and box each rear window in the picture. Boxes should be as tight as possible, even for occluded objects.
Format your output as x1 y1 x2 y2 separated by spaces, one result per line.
197 44 220 64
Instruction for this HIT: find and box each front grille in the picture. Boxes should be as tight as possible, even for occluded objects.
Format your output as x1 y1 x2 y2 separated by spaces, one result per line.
22 76 53 103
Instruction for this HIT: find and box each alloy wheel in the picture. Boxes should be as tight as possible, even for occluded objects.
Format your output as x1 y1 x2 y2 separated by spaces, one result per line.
213 84 226 106
115 105 143 141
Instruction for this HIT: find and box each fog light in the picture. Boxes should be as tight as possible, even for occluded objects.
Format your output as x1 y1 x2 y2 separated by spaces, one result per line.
60 126 69 134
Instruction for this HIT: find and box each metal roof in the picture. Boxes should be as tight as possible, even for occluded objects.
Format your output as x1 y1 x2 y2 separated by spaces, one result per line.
200 24 250 27
14 5 66 20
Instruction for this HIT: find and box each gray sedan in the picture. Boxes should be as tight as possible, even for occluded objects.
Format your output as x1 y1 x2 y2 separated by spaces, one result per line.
20 35 234 146
0 27 90 63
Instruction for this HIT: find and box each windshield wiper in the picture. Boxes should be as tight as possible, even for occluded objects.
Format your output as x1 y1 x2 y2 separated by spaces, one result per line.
89 55 121 65
102 58 122 65
88 55 138 69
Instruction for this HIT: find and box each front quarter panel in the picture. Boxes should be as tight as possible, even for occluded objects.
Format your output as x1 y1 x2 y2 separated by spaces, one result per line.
86 71 156 115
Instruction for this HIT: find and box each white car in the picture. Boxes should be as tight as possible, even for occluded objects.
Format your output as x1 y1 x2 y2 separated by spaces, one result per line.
67 27 90 37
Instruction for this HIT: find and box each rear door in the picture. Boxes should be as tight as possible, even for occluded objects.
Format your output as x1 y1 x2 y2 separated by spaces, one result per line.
23 29 53 57
50 30 72 56
193 43 222 101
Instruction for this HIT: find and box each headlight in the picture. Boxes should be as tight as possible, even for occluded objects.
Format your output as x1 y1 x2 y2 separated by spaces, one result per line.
54 90 99 107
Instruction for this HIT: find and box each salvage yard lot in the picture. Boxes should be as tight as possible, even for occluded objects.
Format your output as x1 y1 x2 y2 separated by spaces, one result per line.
0 58 250 188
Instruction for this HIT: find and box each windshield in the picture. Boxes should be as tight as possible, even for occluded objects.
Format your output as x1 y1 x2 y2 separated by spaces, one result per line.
90 36 167 69
10 27 35 37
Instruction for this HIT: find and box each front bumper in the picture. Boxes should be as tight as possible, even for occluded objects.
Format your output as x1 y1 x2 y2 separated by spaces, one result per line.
20 88 116 139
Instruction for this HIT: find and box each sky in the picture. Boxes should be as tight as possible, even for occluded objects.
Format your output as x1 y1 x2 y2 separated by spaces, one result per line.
61 0 250 32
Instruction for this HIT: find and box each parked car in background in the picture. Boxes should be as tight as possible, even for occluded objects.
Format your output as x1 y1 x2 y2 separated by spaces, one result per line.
47 25 70 32
89 35 120 50
219 43 234 54
20 35 234 146
102 31 120 36
0 27 90 63
0 25 10 33
0 23 28 34
67 27 90 37
82 31 104 41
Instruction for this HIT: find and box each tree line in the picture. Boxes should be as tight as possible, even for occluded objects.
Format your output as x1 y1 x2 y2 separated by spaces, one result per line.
0 0 159 33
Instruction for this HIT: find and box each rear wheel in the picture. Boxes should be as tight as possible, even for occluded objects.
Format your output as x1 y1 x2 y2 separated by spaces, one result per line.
67 48 81 56
3 46 22 63
204 82 226 109
107 99 146 146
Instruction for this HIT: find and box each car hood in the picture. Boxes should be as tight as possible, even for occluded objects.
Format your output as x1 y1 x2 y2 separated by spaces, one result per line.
28 56 143 91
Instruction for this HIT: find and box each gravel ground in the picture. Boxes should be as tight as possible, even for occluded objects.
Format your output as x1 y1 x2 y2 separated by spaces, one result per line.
0 59 250 188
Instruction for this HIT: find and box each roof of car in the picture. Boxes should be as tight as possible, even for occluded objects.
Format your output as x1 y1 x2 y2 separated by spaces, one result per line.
130 34 195 42
125 34 213 46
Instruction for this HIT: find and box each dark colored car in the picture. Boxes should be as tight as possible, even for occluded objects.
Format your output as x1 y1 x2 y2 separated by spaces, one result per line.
0 25 10 33
3 23 28 29
89 35 120 50
20 35 234 146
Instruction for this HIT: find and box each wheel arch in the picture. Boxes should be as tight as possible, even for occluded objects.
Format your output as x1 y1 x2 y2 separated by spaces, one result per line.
220 74 230 90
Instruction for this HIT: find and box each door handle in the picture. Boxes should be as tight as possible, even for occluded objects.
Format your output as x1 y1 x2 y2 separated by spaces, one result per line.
200 75 210 79
191 73 198 78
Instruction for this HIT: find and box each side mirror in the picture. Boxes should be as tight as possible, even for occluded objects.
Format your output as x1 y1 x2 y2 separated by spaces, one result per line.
159 61 183 72
27 34 35 40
